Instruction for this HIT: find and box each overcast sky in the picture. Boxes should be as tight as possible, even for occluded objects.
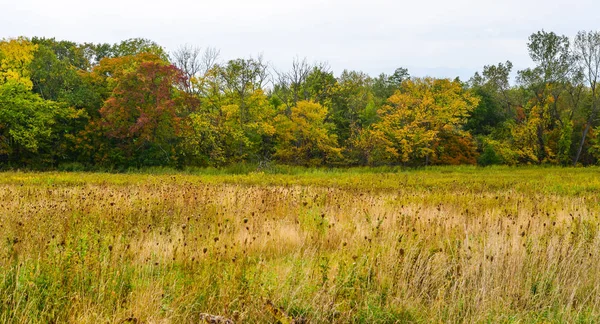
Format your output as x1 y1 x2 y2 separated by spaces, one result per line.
2 0 599 80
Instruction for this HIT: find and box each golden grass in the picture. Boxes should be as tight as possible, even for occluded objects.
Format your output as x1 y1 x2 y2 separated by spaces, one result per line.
0 167 599 322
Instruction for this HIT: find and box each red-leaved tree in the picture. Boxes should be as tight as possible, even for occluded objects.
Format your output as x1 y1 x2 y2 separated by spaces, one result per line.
99 61 189 165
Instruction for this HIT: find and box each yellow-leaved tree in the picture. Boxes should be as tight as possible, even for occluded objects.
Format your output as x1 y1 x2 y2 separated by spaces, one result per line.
0 37 80 165
370 77 479 165
274 100 341 166
0 38 38 89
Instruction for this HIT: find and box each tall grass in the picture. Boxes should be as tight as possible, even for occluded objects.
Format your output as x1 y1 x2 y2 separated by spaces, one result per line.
0 167 599 322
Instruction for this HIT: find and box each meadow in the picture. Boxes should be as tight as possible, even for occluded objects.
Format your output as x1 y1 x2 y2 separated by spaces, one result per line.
1 166 600 323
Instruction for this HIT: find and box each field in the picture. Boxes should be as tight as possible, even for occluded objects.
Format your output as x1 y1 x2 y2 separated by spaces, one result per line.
1 167 600 323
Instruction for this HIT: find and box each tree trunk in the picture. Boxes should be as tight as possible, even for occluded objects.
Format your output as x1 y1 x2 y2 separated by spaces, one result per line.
536 93 546 164
573 106 598 166
537 123 546 163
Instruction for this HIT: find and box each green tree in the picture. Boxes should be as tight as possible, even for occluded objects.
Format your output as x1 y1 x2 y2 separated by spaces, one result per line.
573 30 600 165
331 70 373 144
111 38 169 61
517 31 574 162
467 61 513 135
0 81 79 166
29 41 81 102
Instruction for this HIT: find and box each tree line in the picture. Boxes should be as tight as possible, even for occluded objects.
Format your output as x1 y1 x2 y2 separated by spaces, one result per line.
1 30 599 169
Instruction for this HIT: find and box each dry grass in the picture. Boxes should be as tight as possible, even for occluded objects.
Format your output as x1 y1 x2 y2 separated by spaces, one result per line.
0 167 599 323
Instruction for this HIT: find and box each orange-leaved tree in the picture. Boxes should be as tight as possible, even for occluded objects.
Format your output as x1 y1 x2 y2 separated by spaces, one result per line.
95 56 189 166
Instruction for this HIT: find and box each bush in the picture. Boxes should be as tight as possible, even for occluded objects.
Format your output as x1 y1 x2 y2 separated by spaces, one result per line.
478 143 503 166
57 162 86 172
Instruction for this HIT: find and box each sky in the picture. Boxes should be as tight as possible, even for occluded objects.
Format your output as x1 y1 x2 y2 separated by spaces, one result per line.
2 0 599 81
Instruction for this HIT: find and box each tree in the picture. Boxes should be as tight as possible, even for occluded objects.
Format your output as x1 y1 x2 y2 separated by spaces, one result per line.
470 61 513 111
303 64 337 107
179 107 227 167
372 67 409 106
0 81 53 155
573 30 600 165
331 70 373 143
372 78 479 165
81 42 113 67
0 37 84 166
111 38 169 61
430 131 479 165
215 56 273 161
517 31 574 162
274 101 341 165
0 80 79 165
98 60 188 166
29 41 81 102
31 37 91 70
172 45 220 94
172 45 202 83
0 38 38 89
273 57 321 116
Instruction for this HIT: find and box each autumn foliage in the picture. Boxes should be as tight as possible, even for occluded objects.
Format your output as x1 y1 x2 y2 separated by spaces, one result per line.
99 61 187 164
2 32 600 168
